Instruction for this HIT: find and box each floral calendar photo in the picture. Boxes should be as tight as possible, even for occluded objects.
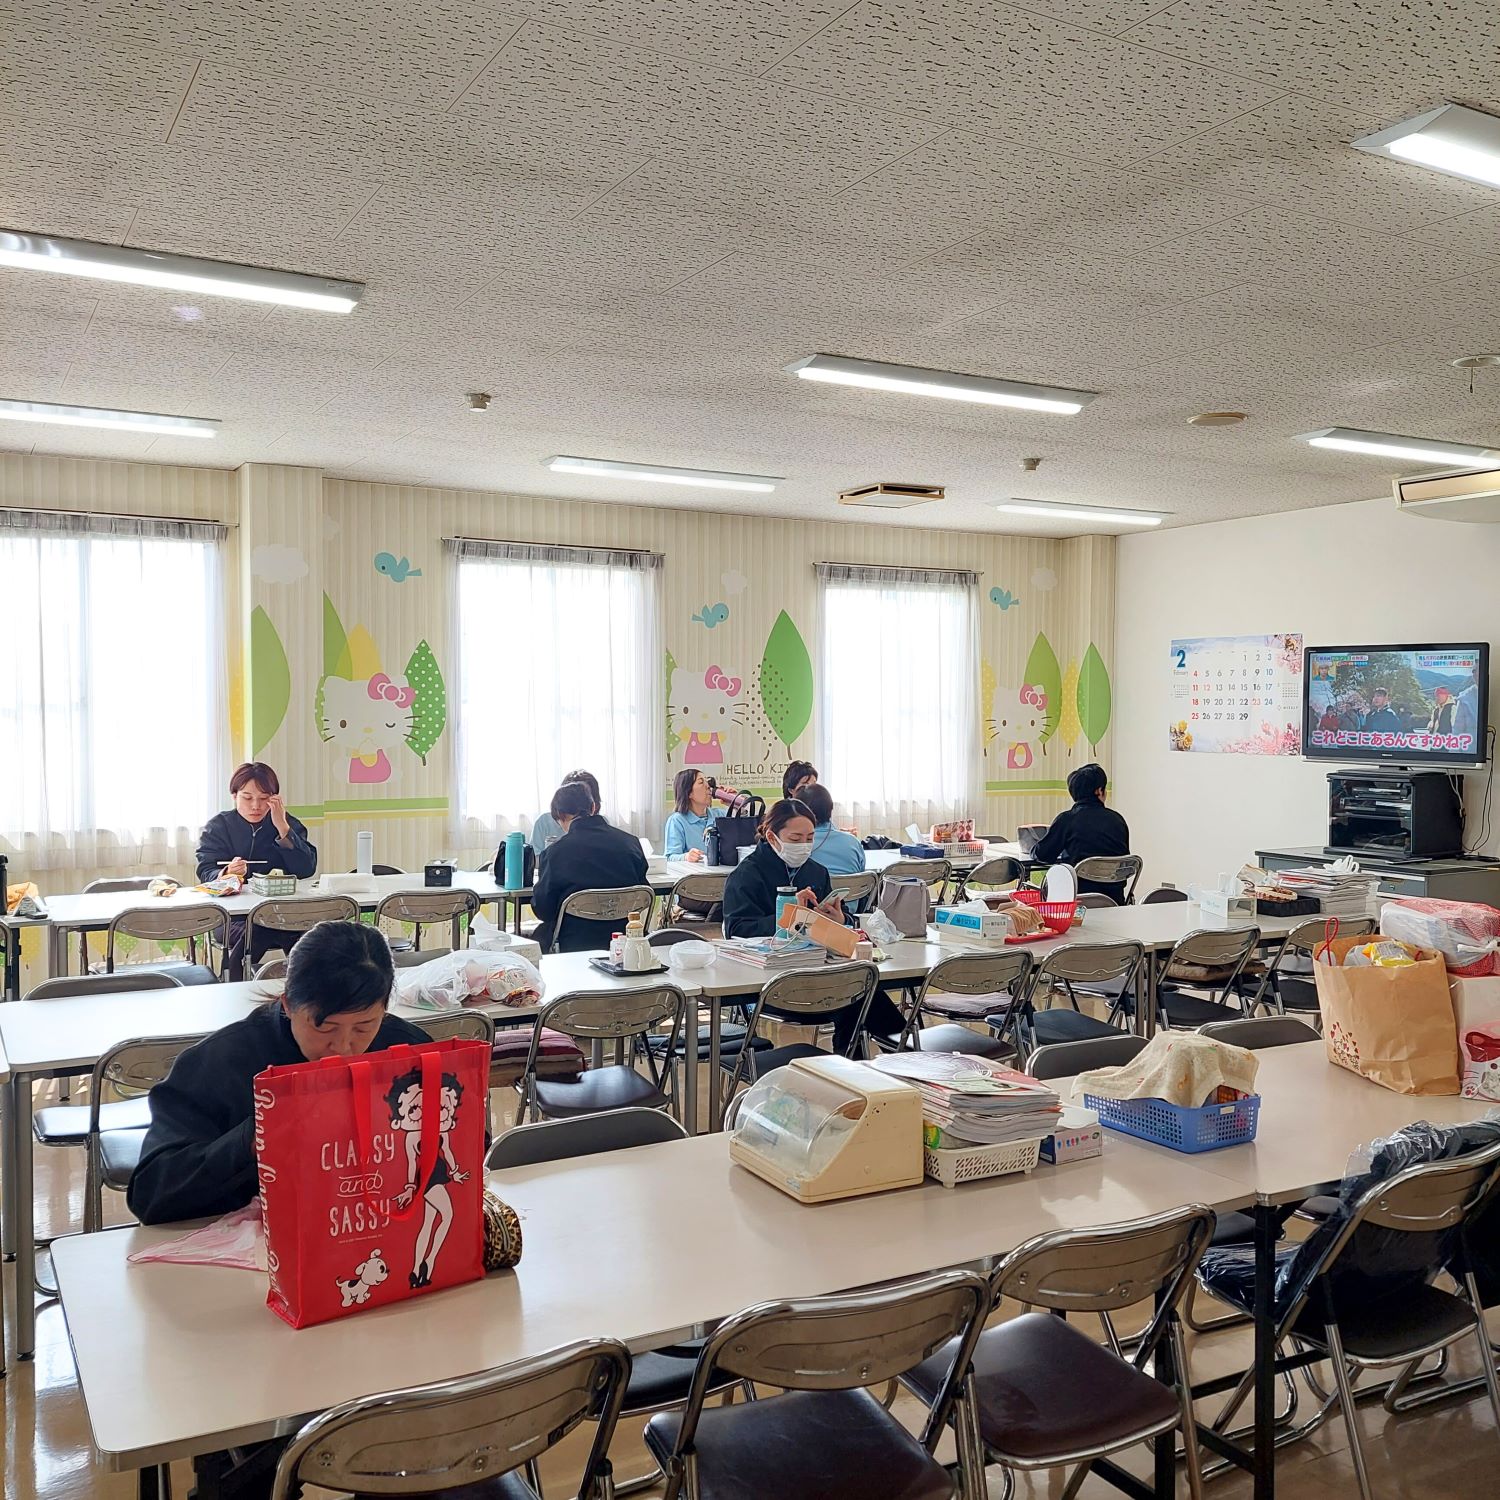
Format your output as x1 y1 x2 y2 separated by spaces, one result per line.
1169 634 1303 756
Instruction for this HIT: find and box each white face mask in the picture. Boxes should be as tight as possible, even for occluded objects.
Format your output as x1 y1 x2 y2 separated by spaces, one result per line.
775 837 814 869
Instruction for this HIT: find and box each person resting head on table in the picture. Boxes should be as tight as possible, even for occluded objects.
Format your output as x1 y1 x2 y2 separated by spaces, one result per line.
127 921 428 1227
723 799 904 1052
522 767 601 877
664 767 740 862
530 780 649 952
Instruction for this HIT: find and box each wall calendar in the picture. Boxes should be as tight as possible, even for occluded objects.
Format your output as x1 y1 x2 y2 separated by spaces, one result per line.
1169 634 1303 756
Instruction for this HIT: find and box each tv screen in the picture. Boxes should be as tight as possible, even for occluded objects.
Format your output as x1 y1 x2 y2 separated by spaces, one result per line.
1303 643 1489 765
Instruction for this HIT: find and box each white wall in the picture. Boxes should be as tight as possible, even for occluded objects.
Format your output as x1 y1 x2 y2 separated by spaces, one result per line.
1113 495 1500 890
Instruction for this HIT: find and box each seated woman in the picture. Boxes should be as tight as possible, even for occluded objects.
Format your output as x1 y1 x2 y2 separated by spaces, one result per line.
723 799 904 1052
799 783 866 878
531 781 649 952
1032 762 1132 902
663 768 739 861
523 767 601 876
127 921 427 1226
782 759 819 801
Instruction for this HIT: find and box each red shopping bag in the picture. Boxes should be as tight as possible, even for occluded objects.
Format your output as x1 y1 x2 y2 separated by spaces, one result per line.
254 1038 488 1328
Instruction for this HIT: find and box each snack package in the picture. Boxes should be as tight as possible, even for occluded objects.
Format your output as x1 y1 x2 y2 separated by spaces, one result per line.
195 874 244 897
394 949 544 1011
1380 898 1500 977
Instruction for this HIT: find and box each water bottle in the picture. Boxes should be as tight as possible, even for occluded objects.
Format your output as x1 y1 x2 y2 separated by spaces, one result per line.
775 886 796 931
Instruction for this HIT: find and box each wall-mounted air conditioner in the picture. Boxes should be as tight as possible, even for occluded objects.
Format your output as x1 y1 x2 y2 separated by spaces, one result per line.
1393 467 1500 522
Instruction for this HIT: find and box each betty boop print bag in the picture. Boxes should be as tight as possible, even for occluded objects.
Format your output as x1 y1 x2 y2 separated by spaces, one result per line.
255 1039 488 1328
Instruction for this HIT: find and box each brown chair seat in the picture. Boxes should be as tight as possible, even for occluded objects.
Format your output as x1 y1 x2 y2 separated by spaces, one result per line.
905 1312 1179 1462
645 1386 954 1500
914 1023 1012 1059
34 1096 151 1145
488 1026 584 1088
533 1065 667 1118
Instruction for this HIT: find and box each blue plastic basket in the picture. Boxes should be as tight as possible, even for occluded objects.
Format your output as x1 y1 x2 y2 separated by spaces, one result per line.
1082 1093 1260 1154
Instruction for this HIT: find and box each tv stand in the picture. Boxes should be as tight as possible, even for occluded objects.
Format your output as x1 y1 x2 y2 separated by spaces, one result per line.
1256 846 1500 905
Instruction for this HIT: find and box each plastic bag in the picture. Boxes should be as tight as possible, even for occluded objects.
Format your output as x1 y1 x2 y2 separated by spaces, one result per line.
1380 898 1500 977
128 1202 266 1271
860 907 904 947
395 949 544 1011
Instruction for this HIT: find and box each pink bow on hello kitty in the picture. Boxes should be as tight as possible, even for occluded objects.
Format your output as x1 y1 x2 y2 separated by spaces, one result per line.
1019 684 1047 710
705 665 741 697
368 673 415 708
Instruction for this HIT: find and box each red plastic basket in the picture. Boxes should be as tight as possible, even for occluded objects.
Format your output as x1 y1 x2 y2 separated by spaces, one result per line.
1010 887 1078 935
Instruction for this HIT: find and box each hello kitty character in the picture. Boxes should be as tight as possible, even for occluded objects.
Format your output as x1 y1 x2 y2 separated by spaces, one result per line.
337 1248 389 1306
1463 1031 1500 1101
320 673 415 784
674 665 746 768
992 684 1047 770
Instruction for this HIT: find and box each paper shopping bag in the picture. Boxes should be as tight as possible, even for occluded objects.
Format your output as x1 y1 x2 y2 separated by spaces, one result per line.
255 1038 489 1328
1448 976 1500 1102
1314 936 1459 1096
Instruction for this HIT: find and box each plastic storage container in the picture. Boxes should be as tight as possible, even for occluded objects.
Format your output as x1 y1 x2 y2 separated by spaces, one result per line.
1083 1093 1260 1154
923 1136 1045 1187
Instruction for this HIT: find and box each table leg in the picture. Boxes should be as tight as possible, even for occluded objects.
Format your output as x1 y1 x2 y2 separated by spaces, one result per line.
48 921 66 980
1 1075 15 1260
1140 954 1159 1040
707 996 724 1130
137 1465 171 1500
13 1075 35 1358
1252 1199 1277 1500
680 1000 699 1137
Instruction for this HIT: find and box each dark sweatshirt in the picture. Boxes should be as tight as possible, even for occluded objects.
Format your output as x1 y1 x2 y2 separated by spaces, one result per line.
195 809 318 884
530 814 650 952
1032 797 1132 901
126 1002 428 1225
722 840 833 938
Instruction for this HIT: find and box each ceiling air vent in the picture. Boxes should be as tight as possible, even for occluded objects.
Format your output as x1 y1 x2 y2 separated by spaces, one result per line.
1393 467 1500 522
837 481 945 510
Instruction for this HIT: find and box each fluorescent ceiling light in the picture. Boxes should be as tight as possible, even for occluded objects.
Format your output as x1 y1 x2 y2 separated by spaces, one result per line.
1297 427 1498 466
992 499 1164 527
0 398 218 438
0 230 363 313
544 456 781 493
1353 104 1500 190
786 354 1097 415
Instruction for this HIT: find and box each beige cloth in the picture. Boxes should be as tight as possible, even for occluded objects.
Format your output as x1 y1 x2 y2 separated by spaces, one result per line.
1071 1032 1258 1106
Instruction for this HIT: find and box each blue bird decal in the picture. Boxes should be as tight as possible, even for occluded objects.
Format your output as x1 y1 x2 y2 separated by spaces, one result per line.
989 587 1019 610
375 552 423 583
692 602 730 628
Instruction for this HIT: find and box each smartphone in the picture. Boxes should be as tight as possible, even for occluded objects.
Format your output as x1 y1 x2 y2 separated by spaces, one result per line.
825 887 853 906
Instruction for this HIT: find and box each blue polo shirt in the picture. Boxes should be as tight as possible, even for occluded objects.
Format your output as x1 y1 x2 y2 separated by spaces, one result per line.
664 807 722 858
812 822 866 877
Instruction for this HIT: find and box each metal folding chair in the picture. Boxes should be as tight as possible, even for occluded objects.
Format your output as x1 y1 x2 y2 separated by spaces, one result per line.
1247 916 1375 1021
549 885 656 954
953 856 1024 904
1026 1033 1148 1081
375 888 481 953
880 857 953 907
895 949 1033 1060
1154 927 1262 1031
1075 854 1144 904
995 941 1144 1055
245 893 360 961
105 903 228 977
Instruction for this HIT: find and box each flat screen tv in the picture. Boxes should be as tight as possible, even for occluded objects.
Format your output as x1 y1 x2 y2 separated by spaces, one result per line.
1303 643 1489 765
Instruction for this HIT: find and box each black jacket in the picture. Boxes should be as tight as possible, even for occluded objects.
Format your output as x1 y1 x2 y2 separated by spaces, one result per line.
530 814 649 952
126 1003 428 1225
1033 798 1132 901
195 809 318 883
723 841 833 938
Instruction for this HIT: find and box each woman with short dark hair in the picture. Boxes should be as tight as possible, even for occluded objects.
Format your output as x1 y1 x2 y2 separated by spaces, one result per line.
127 921 427 1226
195 761 318 882
782 760 818 801
530 782 649 951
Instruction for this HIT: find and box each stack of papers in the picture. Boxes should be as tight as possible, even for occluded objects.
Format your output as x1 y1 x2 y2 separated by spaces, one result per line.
1275 865 1381 917
718 936 828 971
865 1053 1061 1148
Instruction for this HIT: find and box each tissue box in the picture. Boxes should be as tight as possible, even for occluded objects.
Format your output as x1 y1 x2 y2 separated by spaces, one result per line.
1198 888 1254 920
900 842 945 859
934 905 1013 941
1039 1106 1103 1164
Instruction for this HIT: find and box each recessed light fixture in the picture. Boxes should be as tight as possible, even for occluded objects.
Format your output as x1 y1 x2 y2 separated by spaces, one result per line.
0 398 218 438
1188 411 1248 427
1353 104 1500 190
0 230 364 313
1296 427 1499 466
786 354 1097 415
544 456 781 493
992 498 1164 528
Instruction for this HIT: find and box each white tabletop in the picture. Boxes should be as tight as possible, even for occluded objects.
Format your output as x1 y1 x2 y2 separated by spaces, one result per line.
54 1130 1250 1469
1079 901 1308 951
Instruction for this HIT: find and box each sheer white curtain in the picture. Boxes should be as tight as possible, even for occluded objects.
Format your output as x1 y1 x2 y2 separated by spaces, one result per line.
0 508 229 873
817 562 979 834
450 539 665 842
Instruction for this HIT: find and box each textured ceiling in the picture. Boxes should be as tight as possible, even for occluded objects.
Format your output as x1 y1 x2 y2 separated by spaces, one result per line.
4 0 1500 534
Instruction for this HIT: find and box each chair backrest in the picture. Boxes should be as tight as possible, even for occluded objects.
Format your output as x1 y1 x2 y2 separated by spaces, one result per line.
106 904 228 971
1166 926 1261 975
685 1270 988 1450
919 950 1032 1007
1075 892 1118 909
349 863 407 876
25 970 182 1001
88 1034 201 1132
882 858 951 891
1074 854 1143 902
375 889 481 950
993 1205 1216 1366
756 960 879 1021
247 894 360 937
1198 1016 1320 1050
959 857 1023 895
1282 915 1374 956
269 1338 631 1500
392 946 452 968
669 872 727 907
253 957 289 981
554 885 655 946
834 870 880 913
1142 886 1189 905
1027 1033 1148 1081
1033 940 1144 989
486 1108 687 1170
648 926 704 949
412 1011 495 1047
83 876 162 894
535 985 685 1046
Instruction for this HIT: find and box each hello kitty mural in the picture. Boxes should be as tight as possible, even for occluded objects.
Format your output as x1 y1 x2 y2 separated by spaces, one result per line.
671 664 748 768
318 595 446 786
991 683 1048 771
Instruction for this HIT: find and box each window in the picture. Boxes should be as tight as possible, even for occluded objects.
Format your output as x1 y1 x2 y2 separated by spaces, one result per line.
450 539 664 838
0 509 227 870
817 563 978 831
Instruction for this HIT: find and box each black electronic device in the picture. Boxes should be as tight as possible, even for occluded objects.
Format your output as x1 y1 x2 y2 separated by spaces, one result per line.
1325 770 1464 860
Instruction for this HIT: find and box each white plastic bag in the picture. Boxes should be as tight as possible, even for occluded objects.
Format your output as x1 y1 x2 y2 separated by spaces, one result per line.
860 907 904 947
395 949 544 1011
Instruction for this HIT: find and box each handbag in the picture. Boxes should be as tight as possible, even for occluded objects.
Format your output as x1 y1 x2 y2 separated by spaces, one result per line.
255 1037 489 1328
878 877 930 940
706 794 766 867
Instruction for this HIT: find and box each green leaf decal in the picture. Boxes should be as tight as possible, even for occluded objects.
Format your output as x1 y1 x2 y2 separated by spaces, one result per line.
760 610 813 751
665 648 678 755
404 640 446 763
323 593 351 678
1078 642 1113 751
249 606 291 755
1023 633 1063 745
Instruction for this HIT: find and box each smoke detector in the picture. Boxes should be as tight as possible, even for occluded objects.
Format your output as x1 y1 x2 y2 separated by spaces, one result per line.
837 481 945 510
466 391 492 413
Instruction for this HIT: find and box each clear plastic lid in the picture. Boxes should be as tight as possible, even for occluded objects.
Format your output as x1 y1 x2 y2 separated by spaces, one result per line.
732 1066 867 1181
